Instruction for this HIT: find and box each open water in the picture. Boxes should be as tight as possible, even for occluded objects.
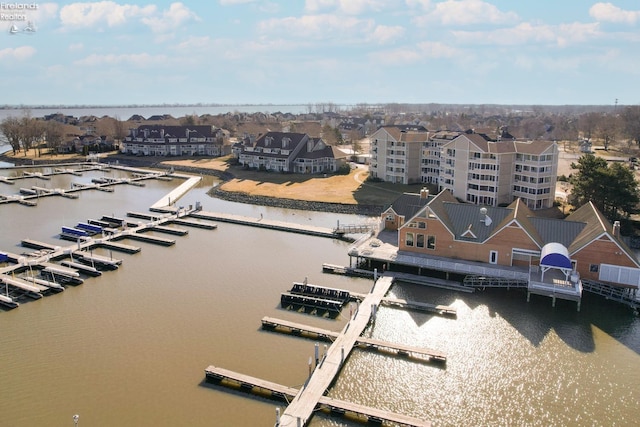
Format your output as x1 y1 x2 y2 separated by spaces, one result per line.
0 166 639 427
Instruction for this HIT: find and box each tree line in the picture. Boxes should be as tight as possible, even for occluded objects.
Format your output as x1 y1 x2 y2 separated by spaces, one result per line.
0 111 128 156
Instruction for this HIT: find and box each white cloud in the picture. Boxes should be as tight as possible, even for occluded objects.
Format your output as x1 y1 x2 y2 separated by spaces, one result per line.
68 43 84 51
453 22 601 47
73 52 169 67
416 40 461 58
0 46 37 61
141 2 200 33
258 14 373 40
368 40 460 64
589 2 640 24
414 0 519 26
405 0 431 10
370 25 405 44
219 0 257 4
59 1 156 29
305 0 394 15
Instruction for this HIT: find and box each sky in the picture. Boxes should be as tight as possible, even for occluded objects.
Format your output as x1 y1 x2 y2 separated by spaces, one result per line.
0 0 639 106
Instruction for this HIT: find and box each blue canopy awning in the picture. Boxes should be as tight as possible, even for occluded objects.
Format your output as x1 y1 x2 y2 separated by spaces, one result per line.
540 242 572 270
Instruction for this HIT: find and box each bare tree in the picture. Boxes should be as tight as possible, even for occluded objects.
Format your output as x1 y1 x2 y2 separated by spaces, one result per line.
44 121 65 155
579 112 600 141
596 113 619 151
21 116 45 156
621 105 640 146
112 115 128 149
0 116 23 155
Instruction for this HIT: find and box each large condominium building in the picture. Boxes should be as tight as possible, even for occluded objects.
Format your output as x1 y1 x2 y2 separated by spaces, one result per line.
439 132 558 209
420 130 460 185
369 125 429 184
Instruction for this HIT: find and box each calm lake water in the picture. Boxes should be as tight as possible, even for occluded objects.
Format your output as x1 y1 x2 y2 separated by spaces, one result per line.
0 166 639 427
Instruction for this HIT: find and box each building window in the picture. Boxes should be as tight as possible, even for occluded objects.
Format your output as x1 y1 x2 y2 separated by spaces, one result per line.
489 250 498 264
418 222 426 229
590 264 599 273
427 235 436 250
406 232 414 246
417 234 425 248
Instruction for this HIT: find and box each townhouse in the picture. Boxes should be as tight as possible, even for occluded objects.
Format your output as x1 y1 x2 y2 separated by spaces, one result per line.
121 125 227 157
236 131 348 174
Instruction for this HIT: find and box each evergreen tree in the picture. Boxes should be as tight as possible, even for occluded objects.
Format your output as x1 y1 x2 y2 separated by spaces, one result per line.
570 154 639 220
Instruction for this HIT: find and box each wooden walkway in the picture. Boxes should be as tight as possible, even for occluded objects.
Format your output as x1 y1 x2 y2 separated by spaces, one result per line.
350 293 457 317
204 365 431 427
189 211 347 240
261 316 446 362
278 276 429 426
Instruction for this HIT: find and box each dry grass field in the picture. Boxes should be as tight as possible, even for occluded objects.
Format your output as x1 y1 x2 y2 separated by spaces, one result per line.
162 156 419 206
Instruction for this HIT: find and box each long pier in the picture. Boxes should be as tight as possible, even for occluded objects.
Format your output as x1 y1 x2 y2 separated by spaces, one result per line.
190 211 347 240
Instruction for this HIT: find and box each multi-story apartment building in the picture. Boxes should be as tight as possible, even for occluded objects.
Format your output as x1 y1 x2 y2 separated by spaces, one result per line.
369 125 428 184
439 132 557 209
420 130 460 185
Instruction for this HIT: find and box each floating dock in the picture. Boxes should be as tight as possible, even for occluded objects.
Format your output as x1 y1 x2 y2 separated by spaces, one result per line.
60 260 102 277
204 366 431 427
93 241 141 254
115 231 176 246
207 277 439 426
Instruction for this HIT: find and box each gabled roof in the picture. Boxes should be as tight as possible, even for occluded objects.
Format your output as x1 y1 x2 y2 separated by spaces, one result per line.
255 132 307 150
403 190 629 256
384 193 431 220
375 126 430 143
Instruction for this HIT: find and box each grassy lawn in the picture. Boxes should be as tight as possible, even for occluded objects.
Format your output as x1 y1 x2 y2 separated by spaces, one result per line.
162 156 424 206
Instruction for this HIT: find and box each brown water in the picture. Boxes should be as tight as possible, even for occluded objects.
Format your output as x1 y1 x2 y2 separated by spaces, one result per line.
1 167 639 427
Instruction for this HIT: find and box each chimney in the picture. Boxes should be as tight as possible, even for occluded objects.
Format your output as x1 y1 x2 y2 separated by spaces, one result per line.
420 187 429 199
613 221 621 237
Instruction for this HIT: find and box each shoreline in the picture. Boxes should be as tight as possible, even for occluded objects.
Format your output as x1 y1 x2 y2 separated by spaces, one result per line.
0 152 385 216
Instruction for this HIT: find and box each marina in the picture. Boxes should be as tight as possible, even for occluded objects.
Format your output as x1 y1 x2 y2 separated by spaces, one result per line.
1 159 639 427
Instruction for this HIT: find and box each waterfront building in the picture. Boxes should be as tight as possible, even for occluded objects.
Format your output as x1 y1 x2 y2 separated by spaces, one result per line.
389 189 640 289
121 125 228 157
369 125 429 184
236 131 348 174
438 132 558 209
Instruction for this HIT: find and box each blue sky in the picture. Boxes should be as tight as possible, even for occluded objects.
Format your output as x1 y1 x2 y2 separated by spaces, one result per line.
1 0 639 106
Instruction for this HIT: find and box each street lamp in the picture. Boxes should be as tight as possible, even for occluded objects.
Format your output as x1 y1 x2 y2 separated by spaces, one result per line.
73 414 79 426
